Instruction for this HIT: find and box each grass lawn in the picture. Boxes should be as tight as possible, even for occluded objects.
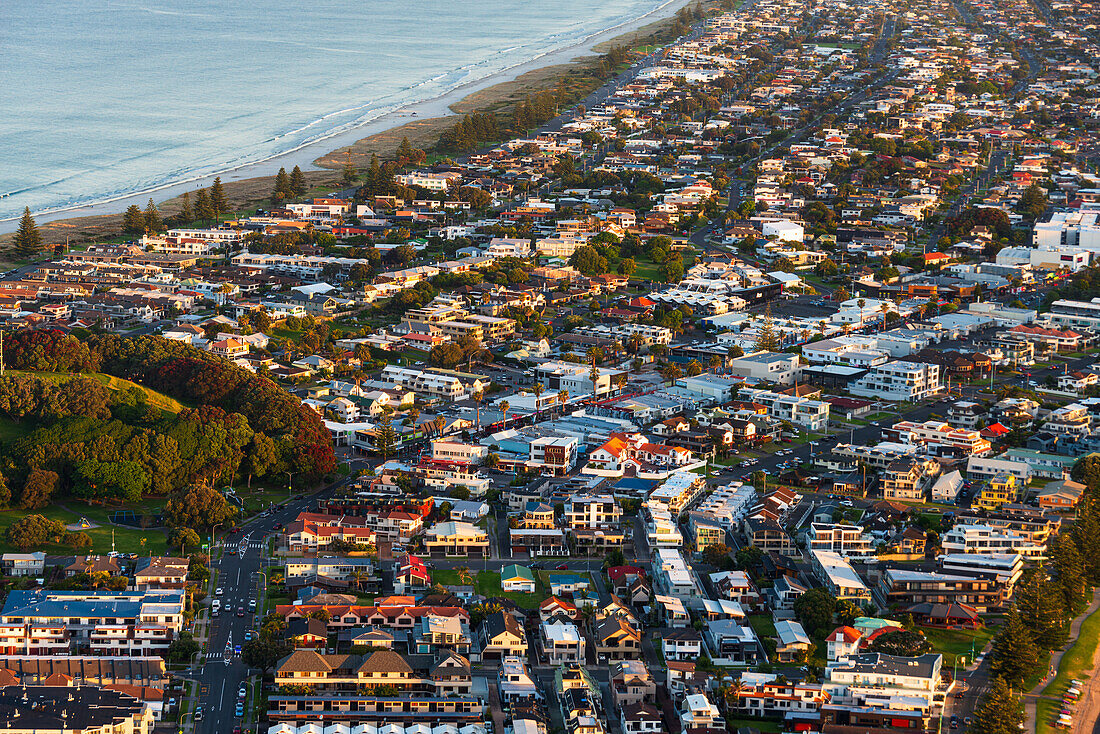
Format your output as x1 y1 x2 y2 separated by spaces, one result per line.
432 568 548 609
0 417 30 444
747 614 777 638
920 625 997 666
1036 605 1100 734
0 502 170 556
235 486 292 516
7 370 188 414
725 718 782 733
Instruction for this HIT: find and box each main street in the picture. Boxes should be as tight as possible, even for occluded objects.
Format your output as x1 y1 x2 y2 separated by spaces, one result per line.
176 493 323 734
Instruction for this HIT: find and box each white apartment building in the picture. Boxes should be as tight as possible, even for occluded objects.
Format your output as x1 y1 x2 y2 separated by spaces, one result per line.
824 652 942 709
938 553 1024 590
654 548 698 597
1033 209 1100 247
727 351 802 386
802 339 890 368
573 323 673 346
432 440 489 465
940 524 1046 559
739 388 830 430
1045 298 1100 330
806 523 874 559
485 237 532 258
965 455 1034 483
394 171 462 191
380 365 482 402
564 495 621 529
849 360 941 402
646 506 685 548
165 228 244 245
890 420 992 456
533 361 620 398
694 483 756 528
810 550 871 602
648 472 707 516
528 436 578 476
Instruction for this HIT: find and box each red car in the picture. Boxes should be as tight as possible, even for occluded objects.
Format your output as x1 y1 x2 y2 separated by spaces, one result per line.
556 563 569 570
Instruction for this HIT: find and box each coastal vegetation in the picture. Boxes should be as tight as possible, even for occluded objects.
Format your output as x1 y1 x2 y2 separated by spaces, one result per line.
0 330 336 541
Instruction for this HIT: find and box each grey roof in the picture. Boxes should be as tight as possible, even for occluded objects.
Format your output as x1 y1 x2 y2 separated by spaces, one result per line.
838 652 941 679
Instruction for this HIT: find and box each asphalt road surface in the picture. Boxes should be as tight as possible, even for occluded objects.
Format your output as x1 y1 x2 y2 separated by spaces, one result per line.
180 495 318 734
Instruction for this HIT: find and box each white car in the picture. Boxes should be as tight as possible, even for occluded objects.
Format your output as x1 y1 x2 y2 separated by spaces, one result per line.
215 587 224 596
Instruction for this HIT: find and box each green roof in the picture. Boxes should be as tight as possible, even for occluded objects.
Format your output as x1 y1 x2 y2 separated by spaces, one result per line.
501 564 535 582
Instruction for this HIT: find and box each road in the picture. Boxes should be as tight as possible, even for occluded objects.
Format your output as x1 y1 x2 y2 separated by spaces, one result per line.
176 493 322 734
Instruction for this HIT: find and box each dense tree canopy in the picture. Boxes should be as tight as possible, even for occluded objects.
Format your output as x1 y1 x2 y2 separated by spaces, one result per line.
0 331 336 514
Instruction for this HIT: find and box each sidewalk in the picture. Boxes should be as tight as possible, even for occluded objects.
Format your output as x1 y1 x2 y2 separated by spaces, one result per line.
1025 588 1100 732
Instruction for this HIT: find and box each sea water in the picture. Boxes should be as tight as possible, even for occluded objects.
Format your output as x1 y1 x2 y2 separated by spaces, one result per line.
0 0 676 222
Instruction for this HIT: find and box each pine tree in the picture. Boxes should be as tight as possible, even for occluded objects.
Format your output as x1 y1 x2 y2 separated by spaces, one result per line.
990 606 1043 686
290 165 306 196
1072 497 1100 583
144 199 163 233
122 204 146 235
209 177 228 219
178 192 194 223
969 677 1025 734
1051 533 1089 613
396 137 414 165
342 153 359 185
753 304 783 352
373 412 398 459
1015 570 1067 650
12 208 41 259
194 188 215 222
273 167 292 205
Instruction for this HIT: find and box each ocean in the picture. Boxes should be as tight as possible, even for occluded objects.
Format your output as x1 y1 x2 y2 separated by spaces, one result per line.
0 0 677 223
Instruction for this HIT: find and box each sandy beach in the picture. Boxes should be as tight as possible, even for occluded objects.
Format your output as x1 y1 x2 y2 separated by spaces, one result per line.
0 0 695 245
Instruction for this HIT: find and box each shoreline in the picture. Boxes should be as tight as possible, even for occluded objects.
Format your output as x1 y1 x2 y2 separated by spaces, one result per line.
0 0 695 241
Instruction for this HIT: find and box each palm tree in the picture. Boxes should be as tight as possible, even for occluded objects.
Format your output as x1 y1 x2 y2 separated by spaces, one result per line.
499 400 510 427
857 298 866 327
472 390 483 431
721 680 745 714
879 301 890 324
558 389 569 414
456 566 473 585
532 382 544 420
350 570 368 591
